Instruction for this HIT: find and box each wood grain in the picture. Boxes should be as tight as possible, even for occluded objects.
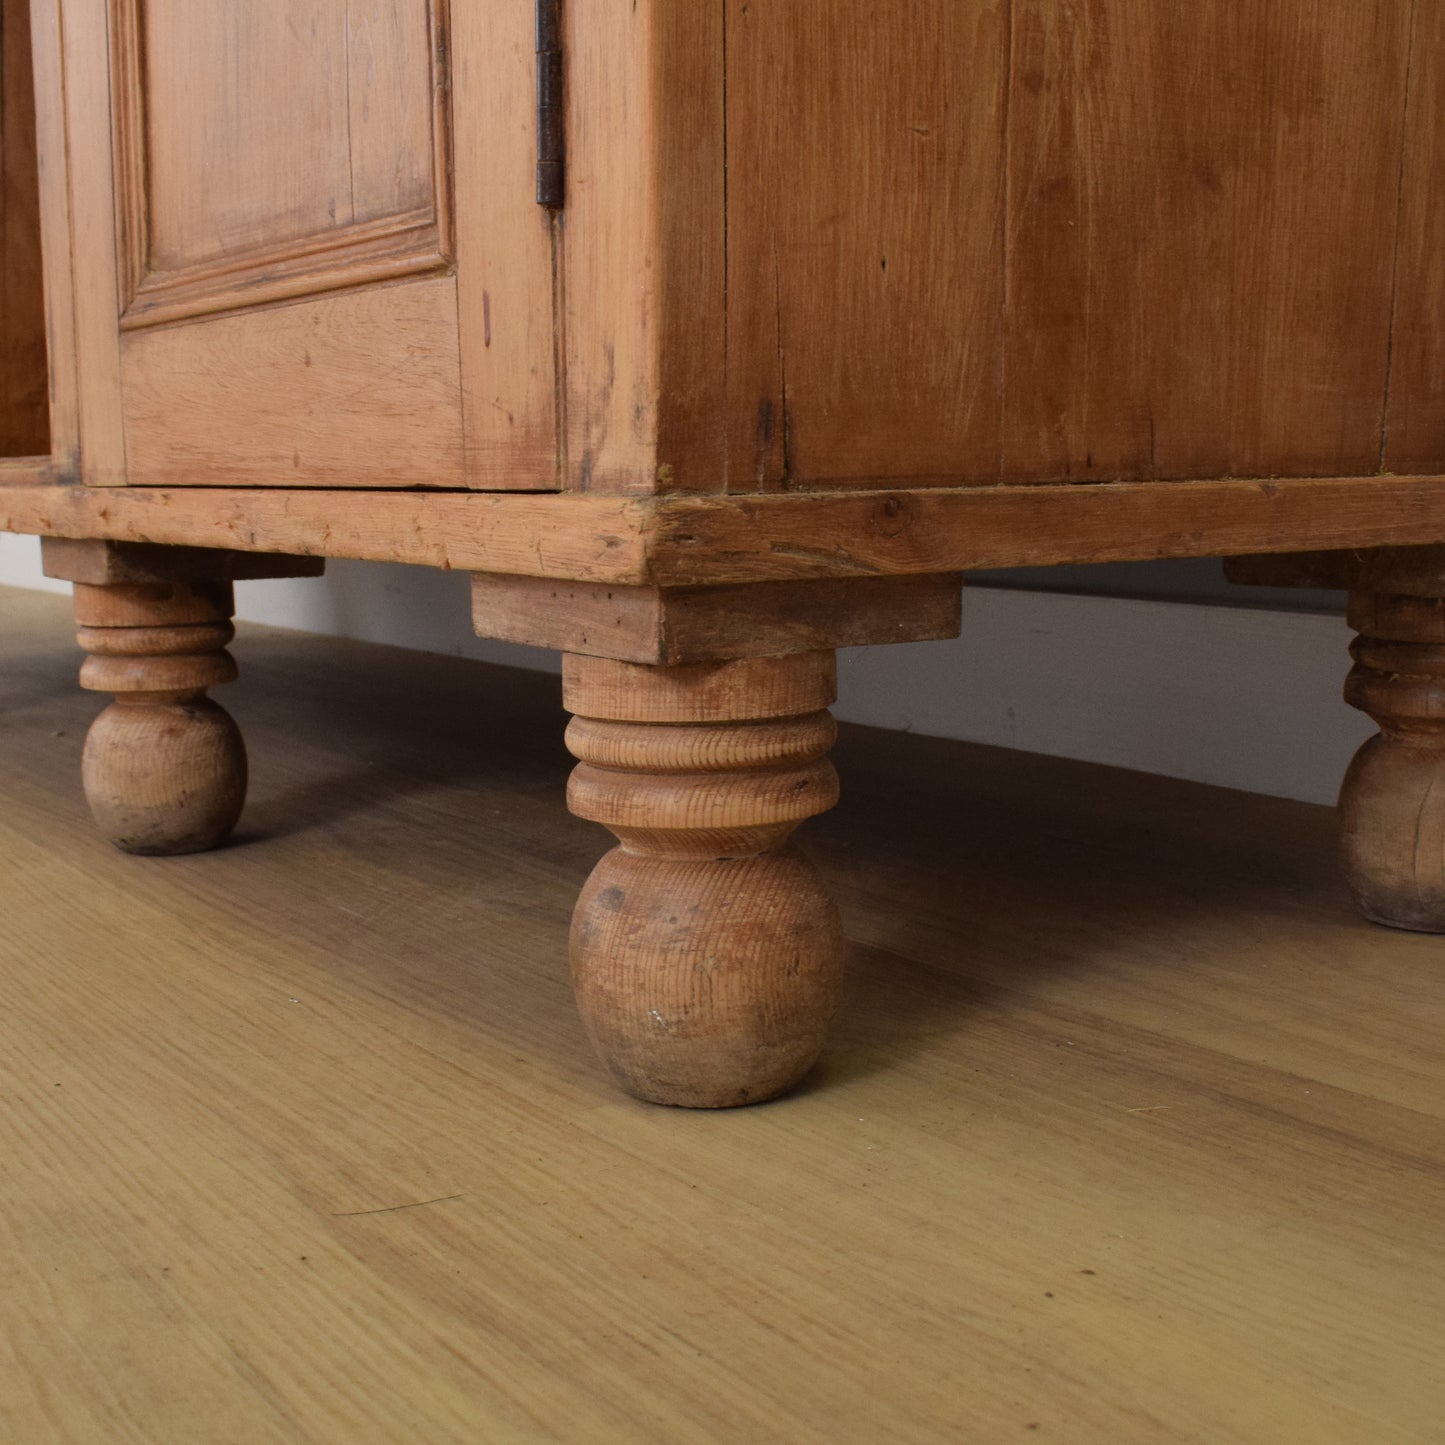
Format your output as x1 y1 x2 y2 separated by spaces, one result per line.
98 1 566 491
723 0 1007 490
27 0 1436 499
53 0 126 483
19 0 1440 502
1340 585 1445 931
24 0 78 474
1003 0 1409 483
565 652 842 1106
0 455 53 485
39 536 325 585
643 477 1445 584
70 578 247 854
113 0 451 327
1383 2 1445 474
139 0 438 267
562 0 726 494
1 585 1442 1440
470 573 961 663
0 483 653 580
564 649 838 725
649 0 727 494
560 0 655 493
120 277 467 488
16 476 1445 584
452 0 559 487
0 0 49 457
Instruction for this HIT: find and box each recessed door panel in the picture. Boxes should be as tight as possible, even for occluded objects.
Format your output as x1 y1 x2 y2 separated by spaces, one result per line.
112 0 450 328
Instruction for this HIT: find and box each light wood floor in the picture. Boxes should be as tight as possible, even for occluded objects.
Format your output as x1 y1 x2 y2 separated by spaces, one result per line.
1 584 1442 1444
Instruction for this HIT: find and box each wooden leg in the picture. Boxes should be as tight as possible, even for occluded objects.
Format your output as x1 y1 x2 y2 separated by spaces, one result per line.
563 651 845 1108
72 580 246 855
1340 588 1445 931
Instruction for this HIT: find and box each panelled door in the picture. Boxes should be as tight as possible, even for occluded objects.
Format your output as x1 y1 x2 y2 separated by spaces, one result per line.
89 0 556 489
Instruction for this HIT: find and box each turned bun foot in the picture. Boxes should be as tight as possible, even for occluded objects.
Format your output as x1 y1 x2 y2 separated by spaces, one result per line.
565 652 845 1108
572 848 843 1108
82 698 247 856
1341 589 1445 932
1339 732 1445 932
72 580 248 856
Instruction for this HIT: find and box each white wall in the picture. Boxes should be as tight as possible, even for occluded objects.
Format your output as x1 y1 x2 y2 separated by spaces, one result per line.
0 534 1370 805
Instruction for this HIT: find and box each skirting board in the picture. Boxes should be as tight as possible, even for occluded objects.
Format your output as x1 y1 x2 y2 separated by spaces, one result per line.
0 534 1368 806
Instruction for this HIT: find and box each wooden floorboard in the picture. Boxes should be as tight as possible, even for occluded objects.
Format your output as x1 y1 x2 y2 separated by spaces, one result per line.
0 584 1441 1443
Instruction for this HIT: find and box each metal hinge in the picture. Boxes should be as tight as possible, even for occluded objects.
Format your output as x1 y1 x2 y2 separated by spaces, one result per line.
536 0 564 208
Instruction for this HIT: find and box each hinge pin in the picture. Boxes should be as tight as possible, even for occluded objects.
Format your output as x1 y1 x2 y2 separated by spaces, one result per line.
536 0 564 208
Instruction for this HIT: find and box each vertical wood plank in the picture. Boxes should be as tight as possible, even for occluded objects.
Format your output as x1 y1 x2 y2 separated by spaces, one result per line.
562 0 652 493
651 1 726 494
721 1 1414 491
452 0 560 487
1384 3 1445 475
104 2 494 490
723 0 1009 490
1003 0 1411 483
563 0 725 494
57 0 126 484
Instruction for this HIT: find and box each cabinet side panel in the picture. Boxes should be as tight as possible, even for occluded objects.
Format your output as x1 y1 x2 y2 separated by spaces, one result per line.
726 0 1411 490
1004 0 1408 484
1384 4 1445 475
1 0 49 456
724 0 1009 490
58 0 126 483
452 0 560 488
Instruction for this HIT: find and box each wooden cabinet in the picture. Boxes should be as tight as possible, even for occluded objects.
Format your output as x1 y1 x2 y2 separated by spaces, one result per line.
5 0 1445 1105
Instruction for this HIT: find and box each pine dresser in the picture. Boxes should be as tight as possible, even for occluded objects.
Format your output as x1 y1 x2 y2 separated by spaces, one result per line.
2 0 1443 1105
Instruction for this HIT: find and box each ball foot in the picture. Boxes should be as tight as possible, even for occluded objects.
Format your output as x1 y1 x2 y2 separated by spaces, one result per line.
1341 588 1445 933
1339 733 1445 933
572 847 843 1108
83 698 247 856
